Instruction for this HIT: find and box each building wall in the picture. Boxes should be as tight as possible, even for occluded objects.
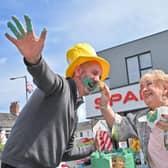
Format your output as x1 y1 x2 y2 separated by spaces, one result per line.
85 30 168 118
97 30 168 88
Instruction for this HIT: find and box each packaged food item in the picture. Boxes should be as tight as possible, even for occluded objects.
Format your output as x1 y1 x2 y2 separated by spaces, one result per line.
112 155 125 168
91 148 135 168
129 138 141 152
147 106 168 128
118 140 128 149
112 148 135 168
147 106 168 150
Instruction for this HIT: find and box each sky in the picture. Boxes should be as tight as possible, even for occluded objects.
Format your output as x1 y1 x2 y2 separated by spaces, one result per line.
1 0 168 121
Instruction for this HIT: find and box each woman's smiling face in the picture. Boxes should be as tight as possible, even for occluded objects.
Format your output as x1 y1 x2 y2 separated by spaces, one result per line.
140 79 163 108
139 71 168 110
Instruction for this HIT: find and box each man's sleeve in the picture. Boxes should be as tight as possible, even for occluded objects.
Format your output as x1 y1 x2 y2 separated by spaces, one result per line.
62 144 95 161
62 135 96 161
24 57 63 95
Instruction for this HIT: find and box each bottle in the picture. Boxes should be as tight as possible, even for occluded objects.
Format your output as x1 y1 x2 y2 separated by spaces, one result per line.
111 122 120 149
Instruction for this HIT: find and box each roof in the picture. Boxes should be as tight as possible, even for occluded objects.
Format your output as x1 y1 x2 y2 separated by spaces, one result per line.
98 29 168 53
77 120 98 131
0 113 17 128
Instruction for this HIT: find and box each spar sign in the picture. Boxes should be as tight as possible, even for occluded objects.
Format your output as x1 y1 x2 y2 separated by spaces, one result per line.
85 83 147 118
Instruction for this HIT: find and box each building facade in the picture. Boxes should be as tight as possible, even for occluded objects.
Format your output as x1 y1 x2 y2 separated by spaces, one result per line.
85 30 168 118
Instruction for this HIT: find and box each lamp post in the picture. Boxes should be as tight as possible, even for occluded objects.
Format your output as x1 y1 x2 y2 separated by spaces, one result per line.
9 75 28 102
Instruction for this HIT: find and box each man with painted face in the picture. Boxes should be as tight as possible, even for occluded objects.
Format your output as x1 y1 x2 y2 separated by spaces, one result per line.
1 15 110 168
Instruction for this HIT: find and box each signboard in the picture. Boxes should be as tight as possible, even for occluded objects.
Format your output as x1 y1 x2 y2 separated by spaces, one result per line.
85 83 147 118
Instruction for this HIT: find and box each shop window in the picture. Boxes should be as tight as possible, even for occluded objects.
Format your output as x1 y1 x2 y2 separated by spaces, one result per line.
87 130 90 137
80 132 83 137
126 52 152 84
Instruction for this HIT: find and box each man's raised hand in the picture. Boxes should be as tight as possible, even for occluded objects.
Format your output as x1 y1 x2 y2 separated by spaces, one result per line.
5 15 47 64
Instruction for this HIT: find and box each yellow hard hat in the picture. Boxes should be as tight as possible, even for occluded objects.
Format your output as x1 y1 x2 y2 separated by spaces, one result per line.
66 43 110 81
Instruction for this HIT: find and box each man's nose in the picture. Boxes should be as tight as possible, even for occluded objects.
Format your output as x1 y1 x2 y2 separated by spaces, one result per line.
93 75 101 82
142 86 148 92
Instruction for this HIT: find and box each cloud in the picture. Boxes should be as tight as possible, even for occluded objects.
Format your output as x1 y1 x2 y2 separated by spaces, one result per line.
48 0 168 50
44 55 67 76
0 57 7 64
28 0 168 51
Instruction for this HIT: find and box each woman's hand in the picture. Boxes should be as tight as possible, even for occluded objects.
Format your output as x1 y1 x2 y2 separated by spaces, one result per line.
5 15 47 64
100 83 111 107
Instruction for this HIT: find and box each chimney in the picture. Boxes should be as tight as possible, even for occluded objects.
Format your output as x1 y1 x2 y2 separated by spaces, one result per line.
10 101 20 116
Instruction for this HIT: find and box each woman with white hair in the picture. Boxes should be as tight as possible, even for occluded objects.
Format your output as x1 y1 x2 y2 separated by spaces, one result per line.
99 69 168 168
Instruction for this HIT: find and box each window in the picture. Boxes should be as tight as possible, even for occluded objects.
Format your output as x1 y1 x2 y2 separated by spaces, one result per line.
127 56 140 83
80 132 83 137
139 53 152 68
126 52 152 84
87 130 90 137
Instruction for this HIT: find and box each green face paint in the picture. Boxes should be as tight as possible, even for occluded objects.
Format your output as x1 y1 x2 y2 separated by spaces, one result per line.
83 77 98 92
24 15 33 34
7 21 22 39
12 16 25 37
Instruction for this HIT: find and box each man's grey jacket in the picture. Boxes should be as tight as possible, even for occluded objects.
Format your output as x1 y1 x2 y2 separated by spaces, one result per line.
1 58 94 168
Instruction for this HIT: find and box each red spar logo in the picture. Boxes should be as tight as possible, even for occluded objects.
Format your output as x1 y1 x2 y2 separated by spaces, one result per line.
94 90 143 109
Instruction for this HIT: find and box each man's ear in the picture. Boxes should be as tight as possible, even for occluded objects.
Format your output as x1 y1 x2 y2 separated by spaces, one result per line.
74 66 82 77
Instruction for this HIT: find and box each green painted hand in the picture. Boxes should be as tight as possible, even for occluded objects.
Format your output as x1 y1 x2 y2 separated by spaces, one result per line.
5 15 47 64
7 15 33 39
